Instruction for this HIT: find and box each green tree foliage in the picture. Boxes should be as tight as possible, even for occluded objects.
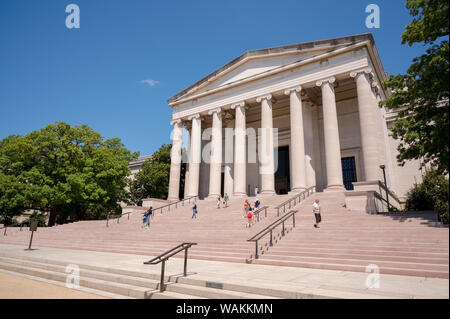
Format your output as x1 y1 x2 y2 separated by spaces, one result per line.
406 169 449 223
128 144 174 203
0 122 137 226
381 0 449 174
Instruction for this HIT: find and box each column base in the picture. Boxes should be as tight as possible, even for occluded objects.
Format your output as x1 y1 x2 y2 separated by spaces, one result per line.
260 190 276 196
206 194 221 201
289 187 307 195
232 192 247 198
167 197 180 202
324 184 346 192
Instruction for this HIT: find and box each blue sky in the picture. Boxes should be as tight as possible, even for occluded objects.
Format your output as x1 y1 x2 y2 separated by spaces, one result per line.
0 0 428 156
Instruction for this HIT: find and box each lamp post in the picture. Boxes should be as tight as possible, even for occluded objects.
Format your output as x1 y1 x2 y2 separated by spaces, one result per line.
379 164 390 211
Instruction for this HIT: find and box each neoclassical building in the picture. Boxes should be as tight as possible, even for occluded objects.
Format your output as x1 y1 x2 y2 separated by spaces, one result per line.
165 34 424 204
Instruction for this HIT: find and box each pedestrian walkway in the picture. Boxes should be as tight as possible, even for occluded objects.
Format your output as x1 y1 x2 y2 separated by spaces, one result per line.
0 271 106 299
0 244 447 299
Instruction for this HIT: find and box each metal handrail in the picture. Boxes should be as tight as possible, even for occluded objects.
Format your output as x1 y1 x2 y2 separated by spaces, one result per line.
106 212 132 227
247 210 297 260
154 196 198 215
376 181 404 212
251 206 268 223
274 186 316 216
143 242 197 292
1 222 27 236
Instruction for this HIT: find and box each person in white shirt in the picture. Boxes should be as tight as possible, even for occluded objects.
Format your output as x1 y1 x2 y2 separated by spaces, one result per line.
313 199 321 228
254 186 259 196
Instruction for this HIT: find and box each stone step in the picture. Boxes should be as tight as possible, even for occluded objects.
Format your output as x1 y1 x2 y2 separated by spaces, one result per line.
0 268 134 299
0 256 276 299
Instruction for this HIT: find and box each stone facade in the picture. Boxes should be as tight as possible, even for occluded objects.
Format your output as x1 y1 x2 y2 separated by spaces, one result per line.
165 33 424 201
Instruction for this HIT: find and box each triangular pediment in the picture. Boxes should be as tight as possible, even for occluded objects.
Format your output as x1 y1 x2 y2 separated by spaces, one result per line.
167 33 376 105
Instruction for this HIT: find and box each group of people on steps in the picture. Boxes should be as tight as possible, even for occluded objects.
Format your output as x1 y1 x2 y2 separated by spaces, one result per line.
141 192 322 230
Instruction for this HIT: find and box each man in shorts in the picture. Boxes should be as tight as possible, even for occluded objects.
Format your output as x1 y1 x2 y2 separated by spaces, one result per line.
313 199 321 228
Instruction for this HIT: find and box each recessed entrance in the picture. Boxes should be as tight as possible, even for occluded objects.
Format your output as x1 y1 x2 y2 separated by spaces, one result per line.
275 146 290 194
341 156 357 190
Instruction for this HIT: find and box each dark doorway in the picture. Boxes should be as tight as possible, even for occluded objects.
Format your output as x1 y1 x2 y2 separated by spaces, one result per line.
275 146 290 194
341 157 357 190
220 172 224 197
179 163 187 200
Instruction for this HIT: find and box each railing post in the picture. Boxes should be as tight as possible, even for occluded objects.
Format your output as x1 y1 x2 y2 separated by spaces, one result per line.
106 216 109 228
184 247 188 277
270 230 273 247
293 214 296 228
282 221 285 236
265 207 267 217
3 226 7 236
160 260 166 292
255 240 259 259
117 217 120 224
277 208 279 217
127 213 130 220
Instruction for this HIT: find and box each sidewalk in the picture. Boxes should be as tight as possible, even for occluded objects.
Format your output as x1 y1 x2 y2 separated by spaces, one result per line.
0 243 448 299
0 272 106 299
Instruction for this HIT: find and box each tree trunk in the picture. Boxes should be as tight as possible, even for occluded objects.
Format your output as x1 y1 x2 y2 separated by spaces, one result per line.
48 207 57 227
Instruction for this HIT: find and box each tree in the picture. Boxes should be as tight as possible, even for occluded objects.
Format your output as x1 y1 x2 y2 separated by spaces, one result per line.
405 169 449 223
0 122 137 226
380 0 449 174
128 144 174 203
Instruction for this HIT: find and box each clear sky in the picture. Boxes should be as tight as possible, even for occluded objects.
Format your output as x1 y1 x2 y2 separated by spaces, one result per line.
0 0 428 156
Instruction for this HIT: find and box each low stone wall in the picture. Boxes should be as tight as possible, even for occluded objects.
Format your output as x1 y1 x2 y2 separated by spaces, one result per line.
344 190 388 214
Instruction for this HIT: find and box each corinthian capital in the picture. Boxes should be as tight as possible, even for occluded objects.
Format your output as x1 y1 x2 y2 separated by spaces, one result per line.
315 76 336 87
284 85 302 96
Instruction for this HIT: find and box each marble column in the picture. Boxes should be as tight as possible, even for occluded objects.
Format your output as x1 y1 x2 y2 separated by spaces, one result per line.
208 108 222 199
223 117 234 197
183 124 191 198
303 101 316 188
285 86 306 192
316 77 345 191
231 102 247 197
167 119 183 201
350 68 382 181
187 114 202 197
257 94 276 195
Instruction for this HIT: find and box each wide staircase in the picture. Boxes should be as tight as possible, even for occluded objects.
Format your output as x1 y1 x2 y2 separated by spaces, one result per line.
1 191 448 280
0 195 285 263
254 192 449 279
